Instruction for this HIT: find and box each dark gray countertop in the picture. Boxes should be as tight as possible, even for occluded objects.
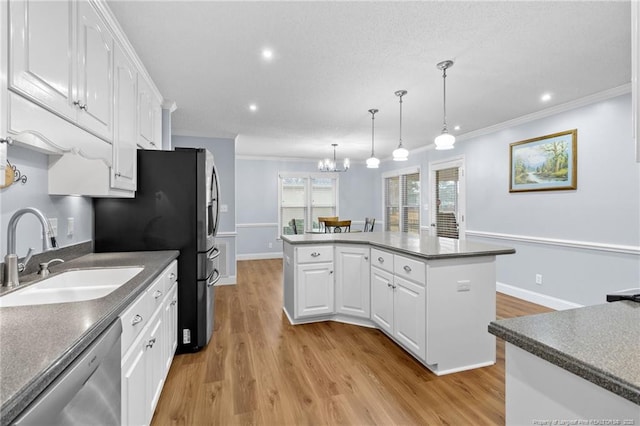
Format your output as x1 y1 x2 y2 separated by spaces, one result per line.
0 250 179 425
282 231 516 259
489 301 640 405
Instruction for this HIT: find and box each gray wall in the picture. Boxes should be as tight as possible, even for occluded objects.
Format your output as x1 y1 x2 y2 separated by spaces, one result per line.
236 158 378 258
172 135 237 280
235 93 639 306
1 145 93 258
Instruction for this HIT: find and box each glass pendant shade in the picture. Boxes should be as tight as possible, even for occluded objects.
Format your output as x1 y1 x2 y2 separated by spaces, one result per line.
318 144 349 172
435 131 455 150
366 156 380 168
392 145 408 161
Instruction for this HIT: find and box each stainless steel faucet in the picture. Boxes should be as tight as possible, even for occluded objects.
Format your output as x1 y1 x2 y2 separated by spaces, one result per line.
4 207 58 287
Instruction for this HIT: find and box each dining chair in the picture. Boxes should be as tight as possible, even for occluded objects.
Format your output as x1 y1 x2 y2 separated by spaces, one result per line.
318 216 338 232
324 219 351 233
363 217 376 232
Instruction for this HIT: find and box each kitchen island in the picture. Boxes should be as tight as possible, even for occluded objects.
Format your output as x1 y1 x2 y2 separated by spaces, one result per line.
282 231 515 375
0 250 179 426
489 301 640 424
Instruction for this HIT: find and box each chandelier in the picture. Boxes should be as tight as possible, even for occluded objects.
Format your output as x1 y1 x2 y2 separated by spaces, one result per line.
318 144 350 172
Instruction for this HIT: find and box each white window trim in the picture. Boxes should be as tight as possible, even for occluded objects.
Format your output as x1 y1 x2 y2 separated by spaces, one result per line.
381 166 421 233
428 155 466 238
277 172 340 239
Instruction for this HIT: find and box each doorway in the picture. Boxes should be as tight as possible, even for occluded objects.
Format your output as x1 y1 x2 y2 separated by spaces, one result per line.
429 157 466 239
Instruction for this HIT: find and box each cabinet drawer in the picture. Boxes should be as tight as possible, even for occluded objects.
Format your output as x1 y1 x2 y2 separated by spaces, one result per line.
394 254 426 285
147 273 166 312
296 246 333 263
163 261 178 294
371 248 393 273
120 291 151 354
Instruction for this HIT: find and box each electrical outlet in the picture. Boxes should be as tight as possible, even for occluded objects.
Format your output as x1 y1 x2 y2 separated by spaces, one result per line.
268 242 273 248
535 274 543 285
67 217 74 237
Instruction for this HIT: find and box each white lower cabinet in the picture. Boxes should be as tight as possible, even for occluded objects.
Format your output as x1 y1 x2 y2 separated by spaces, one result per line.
295 245 334 318
120 260 177 426
296 262 334 317
334 245 370 318
371 266 426 360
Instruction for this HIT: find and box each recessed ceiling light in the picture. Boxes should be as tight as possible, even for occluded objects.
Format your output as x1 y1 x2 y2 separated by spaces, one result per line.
249 104 258 112
541 93 552 102
262 49 273 60
454 125 461 131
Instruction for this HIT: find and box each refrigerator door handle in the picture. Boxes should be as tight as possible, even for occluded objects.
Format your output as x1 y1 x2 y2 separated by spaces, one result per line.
207 269 220 287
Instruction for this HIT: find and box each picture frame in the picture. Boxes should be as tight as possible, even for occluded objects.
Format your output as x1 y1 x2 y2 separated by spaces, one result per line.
509 129 577 192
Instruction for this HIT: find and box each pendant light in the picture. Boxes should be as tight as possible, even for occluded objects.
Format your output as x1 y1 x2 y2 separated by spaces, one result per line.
318 143 350 172
366 109 380 169
392 90 408 161
434 60 455 150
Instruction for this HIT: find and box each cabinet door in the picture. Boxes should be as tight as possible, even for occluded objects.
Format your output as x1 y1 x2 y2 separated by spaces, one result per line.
121 340 147 426
393 276 426 361
146 311 164 420
137 77 156 148
76 0 113 140
296 262 334 318
335 246 370 318
370 267 394 334
8 0 76 119
163 283 178 374
112 44 137 191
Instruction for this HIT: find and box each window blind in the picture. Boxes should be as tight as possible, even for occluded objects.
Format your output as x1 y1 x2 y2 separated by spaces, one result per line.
434 167 459 239
384 170 420 234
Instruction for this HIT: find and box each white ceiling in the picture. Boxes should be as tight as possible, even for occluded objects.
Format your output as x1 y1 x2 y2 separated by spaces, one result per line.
107 1 631 162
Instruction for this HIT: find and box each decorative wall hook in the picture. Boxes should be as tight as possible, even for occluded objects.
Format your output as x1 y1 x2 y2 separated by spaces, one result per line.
7 160 27 184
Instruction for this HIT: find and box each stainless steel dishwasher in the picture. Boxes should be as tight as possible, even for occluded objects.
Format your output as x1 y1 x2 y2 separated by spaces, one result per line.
14 319 122 425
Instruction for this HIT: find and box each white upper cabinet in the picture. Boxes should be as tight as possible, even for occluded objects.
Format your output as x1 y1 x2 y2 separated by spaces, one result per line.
112 43 137 191
137 76 160 149
5 0 163 196
9 0 114 142
76 0 113 141
8 0 75 120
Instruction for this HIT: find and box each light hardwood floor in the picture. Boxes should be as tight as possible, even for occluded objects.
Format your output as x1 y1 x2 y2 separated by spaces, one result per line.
151 259 553 425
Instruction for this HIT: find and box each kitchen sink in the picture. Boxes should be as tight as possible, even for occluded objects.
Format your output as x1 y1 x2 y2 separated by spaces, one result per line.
0 267 144 308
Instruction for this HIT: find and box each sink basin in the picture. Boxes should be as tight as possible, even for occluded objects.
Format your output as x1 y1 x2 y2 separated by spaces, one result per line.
0 267 144 308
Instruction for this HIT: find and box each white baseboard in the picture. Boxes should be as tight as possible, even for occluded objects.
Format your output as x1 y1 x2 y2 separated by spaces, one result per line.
237 252 283 261
497 282 583 311
214 275 237 286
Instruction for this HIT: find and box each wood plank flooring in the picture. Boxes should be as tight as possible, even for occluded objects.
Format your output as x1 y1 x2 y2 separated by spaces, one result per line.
151 259 553 426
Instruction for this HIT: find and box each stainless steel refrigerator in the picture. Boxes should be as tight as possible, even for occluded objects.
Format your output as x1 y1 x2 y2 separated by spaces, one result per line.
94 148 221 352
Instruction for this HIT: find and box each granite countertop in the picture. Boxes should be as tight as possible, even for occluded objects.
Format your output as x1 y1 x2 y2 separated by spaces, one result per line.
489 301 640 405
282 231 515 260
0 250 179 425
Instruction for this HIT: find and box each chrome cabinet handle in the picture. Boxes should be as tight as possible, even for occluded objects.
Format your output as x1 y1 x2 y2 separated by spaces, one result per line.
169 273 176 281
0 137 13 145
377 257 384 263
170 299 177 306
153 290 163 299
310 252 321 257
329 270 334 275
79 104 87 111
115 172 122 177
403 265 412 273
364 256 368 261
150 142 156 147
131 314 143 325
387 282 392 288
145 337 156 349
73 100 87 110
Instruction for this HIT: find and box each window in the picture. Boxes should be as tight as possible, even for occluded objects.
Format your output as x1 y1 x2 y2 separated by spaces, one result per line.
279 173 338 235
383 168 420 234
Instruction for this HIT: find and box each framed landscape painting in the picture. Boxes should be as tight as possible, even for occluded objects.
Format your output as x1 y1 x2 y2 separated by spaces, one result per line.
509 129 577 192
